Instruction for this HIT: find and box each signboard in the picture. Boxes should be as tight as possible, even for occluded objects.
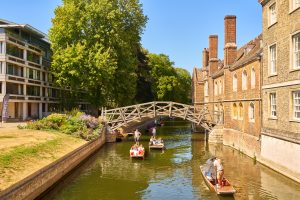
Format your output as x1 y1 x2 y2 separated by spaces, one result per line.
1 94 10 122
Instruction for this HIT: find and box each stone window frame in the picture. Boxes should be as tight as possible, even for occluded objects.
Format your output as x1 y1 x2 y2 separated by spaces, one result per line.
219 80 222 95
214 81 218 96
290 31 300 71
269 92 277 118
251 67 256 89
204 81 208 97
249 102 255 122
268 2 277 27
232 103 238 119
233 73 238 92
238 102 244 120
289 0 300 13
242 69 248 90
268 43 277 76
292 90 300 121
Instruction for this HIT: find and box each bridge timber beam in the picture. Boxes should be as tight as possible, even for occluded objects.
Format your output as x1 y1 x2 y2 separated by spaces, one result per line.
104 101 220 132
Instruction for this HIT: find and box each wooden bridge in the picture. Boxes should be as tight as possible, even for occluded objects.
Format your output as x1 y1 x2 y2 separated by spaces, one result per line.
102 101 221 132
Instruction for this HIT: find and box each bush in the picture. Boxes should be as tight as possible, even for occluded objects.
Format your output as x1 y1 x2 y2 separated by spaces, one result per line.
20 112 103 141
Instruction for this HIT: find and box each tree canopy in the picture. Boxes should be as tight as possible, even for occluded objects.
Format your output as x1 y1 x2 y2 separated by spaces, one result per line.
49 0 147 107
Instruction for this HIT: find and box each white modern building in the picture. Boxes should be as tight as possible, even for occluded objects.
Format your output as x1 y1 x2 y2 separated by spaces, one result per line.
0 19 89 121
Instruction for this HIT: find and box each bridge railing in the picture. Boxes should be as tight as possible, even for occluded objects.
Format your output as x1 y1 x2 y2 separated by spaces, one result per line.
102 101 221 131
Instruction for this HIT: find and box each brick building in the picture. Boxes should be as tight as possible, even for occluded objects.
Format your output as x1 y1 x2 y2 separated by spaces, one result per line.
192 16 263 157
259 0 300 182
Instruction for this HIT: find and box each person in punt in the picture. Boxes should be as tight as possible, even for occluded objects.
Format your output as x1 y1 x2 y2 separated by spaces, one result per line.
213 157 224 189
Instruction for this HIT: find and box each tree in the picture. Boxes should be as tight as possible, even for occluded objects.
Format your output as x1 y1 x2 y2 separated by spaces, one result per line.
49 0 147 108
146 53 191 103
174 68 191 103
135 48 154 103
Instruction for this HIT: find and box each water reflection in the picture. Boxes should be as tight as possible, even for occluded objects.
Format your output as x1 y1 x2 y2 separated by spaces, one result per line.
40 120 300 200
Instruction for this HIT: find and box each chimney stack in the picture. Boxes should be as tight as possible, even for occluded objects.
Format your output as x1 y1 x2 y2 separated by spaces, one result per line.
209 35 218 76
202 48 209 69
224 15 237 67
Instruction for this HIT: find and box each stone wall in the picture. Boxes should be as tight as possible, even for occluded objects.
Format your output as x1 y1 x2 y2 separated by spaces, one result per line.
0 129 106 200
260 134 300 183
223 128 261 158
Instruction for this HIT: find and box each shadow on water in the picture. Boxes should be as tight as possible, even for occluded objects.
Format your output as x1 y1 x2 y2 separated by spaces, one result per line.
39 120 300 200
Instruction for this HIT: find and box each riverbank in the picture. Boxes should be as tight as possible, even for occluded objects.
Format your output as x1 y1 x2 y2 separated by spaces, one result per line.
0 123 87 191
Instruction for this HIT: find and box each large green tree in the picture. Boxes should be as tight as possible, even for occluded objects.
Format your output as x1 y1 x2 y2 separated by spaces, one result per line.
49 0 147 107
146 53 191 103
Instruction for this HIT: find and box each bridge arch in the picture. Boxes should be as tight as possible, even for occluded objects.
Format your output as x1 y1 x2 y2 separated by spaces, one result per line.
102 101 220 132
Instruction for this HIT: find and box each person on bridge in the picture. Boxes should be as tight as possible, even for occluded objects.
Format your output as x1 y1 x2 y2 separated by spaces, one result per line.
134 129 141 144
213 158 224 188
152 126 157 138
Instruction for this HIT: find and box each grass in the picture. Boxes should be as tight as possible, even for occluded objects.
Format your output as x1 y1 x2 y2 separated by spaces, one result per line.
0 127 87 190
0 138 61 168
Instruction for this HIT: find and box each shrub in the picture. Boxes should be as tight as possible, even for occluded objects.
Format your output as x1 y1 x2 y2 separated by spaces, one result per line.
20 112 103 141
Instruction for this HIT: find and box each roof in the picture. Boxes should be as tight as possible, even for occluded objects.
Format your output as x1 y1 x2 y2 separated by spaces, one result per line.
0 19 49 43
230 34 262 71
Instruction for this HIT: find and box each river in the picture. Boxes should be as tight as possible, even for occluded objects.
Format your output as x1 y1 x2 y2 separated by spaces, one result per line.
40 120 300 200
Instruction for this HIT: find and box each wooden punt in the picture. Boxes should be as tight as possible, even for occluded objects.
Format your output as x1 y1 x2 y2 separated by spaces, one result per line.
200 165 236 195
149 142 164 149
130 145 145 159
149 138 164 149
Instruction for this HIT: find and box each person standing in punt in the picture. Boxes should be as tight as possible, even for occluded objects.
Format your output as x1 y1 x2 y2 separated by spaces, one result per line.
213 158 224 188
134 129 141 144
152 126 157 139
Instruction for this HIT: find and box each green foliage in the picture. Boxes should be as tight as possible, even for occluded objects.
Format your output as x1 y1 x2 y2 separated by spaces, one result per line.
145 52 192 103
49 0 147 107
22 112 103 141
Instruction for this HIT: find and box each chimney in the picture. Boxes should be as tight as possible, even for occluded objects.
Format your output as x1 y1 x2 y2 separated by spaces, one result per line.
202 48 209 69
224 15 237 67
209 35 218 76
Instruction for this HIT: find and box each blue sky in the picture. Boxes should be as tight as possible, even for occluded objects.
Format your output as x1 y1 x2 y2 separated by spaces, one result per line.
0 0 262 74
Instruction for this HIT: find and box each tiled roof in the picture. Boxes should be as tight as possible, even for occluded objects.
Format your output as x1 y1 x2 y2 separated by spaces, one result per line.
230 34 262 70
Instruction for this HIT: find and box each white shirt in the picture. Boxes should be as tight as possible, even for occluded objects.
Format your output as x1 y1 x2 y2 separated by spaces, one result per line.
134 130 140 138
213 159 224 171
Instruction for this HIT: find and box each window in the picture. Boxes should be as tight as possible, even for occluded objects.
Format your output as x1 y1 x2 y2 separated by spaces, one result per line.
293 91 300 119
204 81 208 97
0 62 2 74
27 85 40 96
269 3 277 26
0 42 2 54
239 103 244 120
249 103 255 122
219 80 222 95
233 74 237 92
292 0 300 10
214 81 218 96
270 93 277 117
251 68 256 88
7 63 23 77
292 33 300 69
233 103 237 119
242 70 248 90
6 43 23 59
27 50 40 64
269 44 277 75
27 68 40 80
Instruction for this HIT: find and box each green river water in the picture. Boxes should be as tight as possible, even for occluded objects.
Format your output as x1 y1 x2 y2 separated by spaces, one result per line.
40 120 300 200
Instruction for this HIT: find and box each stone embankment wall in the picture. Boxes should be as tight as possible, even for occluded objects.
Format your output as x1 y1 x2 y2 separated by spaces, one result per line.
223 128 261 158
0 129 106 200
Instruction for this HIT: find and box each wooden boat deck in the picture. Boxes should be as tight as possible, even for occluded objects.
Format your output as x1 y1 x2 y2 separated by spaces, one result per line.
130 145 145 159
149 143 164 149
200 166 236 195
